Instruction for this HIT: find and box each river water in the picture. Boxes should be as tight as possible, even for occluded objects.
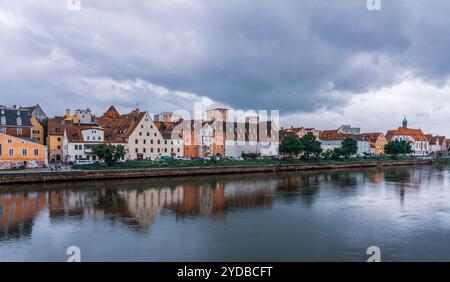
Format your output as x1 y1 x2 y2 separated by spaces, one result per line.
1 165 450 261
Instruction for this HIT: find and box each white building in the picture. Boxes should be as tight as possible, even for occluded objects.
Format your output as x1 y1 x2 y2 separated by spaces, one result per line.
319 131 370 156
386 118 430 156
98 106 183 161
62 126 105 162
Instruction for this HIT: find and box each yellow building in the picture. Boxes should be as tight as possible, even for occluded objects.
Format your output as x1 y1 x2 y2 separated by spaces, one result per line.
30 116 44 145
361 133 387 154
47 117 66 162
0 133 47 169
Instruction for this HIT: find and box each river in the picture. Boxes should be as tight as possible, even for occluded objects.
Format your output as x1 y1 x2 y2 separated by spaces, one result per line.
0 165 449 261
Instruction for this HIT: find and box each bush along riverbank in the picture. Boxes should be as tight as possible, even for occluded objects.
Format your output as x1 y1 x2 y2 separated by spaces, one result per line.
72 156 416 170
432 158 450 166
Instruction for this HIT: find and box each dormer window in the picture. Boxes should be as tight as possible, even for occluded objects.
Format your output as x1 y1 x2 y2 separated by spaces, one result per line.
17 117 22 126
0 116 5 125
17 111 20 115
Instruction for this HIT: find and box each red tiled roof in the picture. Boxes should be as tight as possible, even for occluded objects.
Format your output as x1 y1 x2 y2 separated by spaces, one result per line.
361 133 384 142
319 130 343 141
65 126 103 143
96 108 146 143
426 134 446 145
386 127 429 142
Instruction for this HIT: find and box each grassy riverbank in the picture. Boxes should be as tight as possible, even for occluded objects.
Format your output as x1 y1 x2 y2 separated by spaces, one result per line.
72 156 415 170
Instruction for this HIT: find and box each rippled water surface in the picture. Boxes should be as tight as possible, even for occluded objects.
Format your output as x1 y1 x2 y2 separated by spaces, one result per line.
1 165 450 261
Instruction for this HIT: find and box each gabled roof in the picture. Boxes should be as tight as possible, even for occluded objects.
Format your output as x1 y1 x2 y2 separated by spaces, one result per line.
361 132 385 143
96 108 147 143
386 127 429 142
0 107 33 127
65 126 104 143
103 105 120 119
319 130 343 141
426 134 446 145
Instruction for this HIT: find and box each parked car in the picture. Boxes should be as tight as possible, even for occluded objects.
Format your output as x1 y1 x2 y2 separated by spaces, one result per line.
158 156 174 161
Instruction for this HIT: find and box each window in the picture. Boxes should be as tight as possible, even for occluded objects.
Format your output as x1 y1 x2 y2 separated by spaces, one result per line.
17 128 22 135
157 148 160 153
139 132 142 136
164 140 167 145
143 148 146 153
151 139 153 144
143 139 146 144
33 130 40 134
17 117 22 126
8 149 14 156
164 148 167 153
7 139 12 144
141 125 144 129
57 137 61 141
34 149 39 156
87 136 90 140
158 140 160 144
135 139 138 144
151 148 154 153
57 145 61 149
177 148 180 153
135 148 138 153
0 116 5 125
0 127 5 133
22 149 27 156
147 132 150 136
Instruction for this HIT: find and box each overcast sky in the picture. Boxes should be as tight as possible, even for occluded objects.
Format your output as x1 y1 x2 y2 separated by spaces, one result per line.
1 0 450 135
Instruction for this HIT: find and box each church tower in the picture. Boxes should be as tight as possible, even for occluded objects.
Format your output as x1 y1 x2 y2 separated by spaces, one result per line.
402 116 408 128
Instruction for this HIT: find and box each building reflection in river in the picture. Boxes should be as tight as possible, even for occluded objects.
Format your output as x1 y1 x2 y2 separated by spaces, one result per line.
0 167 435 240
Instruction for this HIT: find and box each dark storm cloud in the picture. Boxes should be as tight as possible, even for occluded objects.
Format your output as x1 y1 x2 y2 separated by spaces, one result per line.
1 0 450 115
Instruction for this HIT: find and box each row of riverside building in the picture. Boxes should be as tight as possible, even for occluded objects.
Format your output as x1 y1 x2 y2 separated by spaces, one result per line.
280 117 448 157
0 103 449 169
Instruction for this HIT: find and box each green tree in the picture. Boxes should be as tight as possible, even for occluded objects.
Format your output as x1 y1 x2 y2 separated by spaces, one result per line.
384 140 412 159
300 133 322 159
159 123 167 133
92 144 126 165
279 135 303 158
341 137 358 158
331 148 344 160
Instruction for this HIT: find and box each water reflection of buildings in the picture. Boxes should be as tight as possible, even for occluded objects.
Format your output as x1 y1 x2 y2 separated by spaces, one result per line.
0 178 276 239
121 187 184 230
0 192 47 239
175 180 275 218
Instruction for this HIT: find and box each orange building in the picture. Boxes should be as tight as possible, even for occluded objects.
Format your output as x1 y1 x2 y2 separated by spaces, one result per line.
0 133 48 169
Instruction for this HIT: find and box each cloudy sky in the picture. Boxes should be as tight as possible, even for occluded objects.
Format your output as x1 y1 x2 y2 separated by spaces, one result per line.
1 0 450 135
